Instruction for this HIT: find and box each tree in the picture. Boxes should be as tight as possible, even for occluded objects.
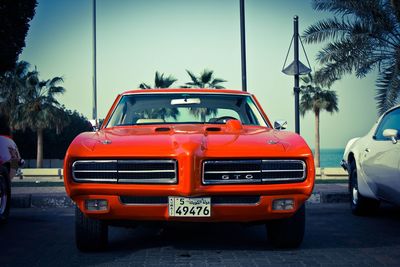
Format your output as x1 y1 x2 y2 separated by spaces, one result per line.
0 61 31 134
139 71 177 89
303 0 400 115
184 69 226 89
184 69 227 122
138 71 179 120
300 73 339 167
43 108 92 158
13 108 93 160
0 0 37 74
13 70 67 168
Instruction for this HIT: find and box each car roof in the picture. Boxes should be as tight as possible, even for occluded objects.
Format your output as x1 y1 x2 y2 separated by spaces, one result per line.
120 88 252 96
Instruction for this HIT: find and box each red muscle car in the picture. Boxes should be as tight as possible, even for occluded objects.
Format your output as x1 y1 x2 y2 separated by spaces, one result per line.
64 89 315 251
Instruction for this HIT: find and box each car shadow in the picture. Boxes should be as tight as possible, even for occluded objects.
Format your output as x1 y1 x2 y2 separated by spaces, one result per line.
103 203 400 253
107 222 270 252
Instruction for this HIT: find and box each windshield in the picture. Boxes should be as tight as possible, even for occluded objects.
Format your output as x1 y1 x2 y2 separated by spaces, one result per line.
106 93 268 127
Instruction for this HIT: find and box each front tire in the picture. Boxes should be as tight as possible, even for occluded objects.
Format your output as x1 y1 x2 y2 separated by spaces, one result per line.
75 206 108 251
349 161 379 216
267 204 305 248
0 167 11 224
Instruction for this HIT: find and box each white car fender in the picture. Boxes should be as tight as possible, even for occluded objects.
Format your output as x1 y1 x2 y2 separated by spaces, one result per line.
343 136 379 200
342 137 360 171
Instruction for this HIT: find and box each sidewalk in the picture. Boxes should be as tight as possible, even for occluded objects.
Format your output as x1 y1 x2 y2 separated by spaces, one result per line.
10 179 349 208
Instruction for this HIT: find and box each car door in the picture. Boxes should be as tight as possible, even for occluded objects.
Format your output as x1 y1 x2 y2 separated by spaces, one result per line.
361 107 400 205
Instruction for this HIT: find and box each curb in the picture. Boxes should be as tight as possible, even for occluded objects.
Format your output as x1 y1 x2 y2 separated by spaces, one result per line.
11 193 74 208
308 192 349 204
10 191 350 208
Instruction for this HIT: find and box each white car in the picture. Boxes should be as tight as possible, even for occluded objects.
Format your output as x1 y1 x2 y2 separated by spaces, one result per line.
341 105 400 215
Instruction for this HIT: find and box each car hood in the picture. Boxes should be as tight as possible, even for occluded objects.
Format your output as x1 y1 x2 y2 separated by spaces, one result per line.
67 124 312 158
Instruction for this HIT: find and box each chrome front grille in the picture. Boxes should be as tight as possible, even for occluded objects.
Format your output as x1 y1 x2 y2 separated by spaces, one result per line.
202 160 306 184
72 160 177 184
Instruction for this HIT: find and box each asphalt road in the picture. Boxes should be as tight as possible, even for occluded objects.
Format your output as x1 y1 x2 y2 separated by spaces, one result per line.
1 203 400 267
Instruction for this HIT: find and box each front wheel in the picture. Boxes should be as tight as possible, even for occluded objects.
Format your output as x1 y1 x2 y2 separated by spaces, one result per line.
0 167 11 224
267 204 305 248
75 206 108 251
349 161 379 216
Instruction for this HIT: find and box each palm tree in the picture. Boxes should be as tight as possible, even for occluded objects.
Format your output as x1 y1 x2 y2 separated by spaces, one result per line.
300 73 339 167
13 70 67 168
0 61 30 134
138 71 178 120
139 71 177 89
302 0 400 115
184 69 226 89
184 69 227 122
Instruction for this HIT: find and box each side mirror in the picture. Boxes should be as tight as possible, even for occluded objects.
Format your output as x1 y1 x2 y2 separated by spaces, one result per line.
274 120 287 130
383 128 398 144
89 119 100 131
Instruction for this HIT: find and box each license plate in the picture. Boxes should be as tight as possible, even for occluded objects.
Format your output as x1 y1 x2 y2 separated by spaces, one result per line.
168 197 211 217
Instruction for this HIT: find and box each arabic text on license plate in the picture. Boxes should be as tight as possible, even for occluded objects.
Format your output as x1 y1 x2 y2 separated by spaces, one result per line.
168 197 211 217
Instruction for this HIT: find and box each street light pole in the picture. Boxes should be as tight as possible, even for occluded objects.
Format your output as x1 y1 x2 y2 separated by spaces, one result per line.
282 16 311 135
293 15 300 134
240 0 247 92
92 0 97 121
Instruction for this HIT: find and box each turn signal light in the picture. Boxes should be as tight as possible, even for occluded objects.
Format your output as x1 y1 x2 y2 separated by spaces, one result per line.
272 199 294 210
85 199 108 211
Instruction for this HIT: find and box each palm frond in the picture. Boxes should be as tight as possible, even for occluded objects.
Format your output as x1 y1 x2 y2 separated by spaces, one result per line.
48 76 64 86
312 0 363 15
312 35 379 86
186 70 199 85
161 75 177 88
184 82 197 87
313 70 337 88
48 86 66 95
139 83 151 89
375 63 400 114
313 0 386 22
154 71 163 88
200 69 213 85
302 17 353 44
210 78 227 85
321 90 339 113
391 0 400 23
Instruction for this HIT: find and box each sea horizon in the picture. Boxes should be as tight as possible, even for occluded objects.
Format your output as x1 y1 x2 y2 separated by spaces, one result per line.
315 148 345 168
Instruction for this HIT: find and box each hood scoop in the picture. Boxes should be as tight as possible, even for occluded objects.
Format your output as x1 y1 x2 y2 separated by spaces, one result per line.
155 127 171 132
205 127 221 132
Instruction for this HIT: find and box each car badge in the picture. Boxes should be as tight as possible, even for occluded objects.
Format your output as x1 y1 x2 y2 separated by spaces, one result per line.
267 140 279 145
101 140 112 145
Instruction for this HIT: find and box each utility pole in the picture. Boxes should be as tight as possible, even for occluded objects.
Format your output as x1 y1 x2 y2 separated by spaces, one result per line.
282 16 311 135
92 0 97 121
240 0 247 92
293 15 300 134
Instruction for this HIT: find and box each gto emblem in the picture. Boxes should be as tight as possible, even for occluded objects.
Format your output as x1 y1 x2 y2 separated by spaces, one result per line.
221 174 254 180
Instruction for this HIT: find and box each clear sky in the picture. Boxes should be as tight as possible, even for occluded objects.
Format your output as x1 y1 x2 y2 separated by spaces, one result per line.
20 0 378 149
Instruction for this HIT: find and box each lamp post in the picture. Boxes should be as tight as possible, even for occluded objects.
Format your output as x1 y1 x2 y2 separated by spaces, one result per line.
293 16 300 134
240 0 247 92
92 0 97 121
282 16 311 134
